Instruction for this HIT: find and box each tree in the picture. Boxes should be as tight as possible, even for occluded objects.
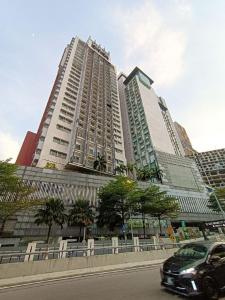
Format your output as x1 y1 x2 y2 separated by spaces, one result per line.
93 154 107 173
68 199 94 242
44 162 57 170
115 164 127 175
97 176 136 237
0 159 44 236
207 187 225 213
136 165 163 183
147 186 180 234
136 166 154 181
126 163 136 179
152 167 163 184
128 186 162 238
34 198 67 243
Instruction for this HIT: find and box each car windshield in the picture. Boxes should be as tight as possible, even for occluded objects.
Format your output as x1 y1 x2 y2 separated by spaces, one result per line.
175 244 208 259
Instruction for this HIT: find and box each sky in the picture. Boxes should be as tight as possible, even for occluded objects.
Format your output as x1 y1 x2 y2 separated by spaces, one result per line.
0 0 225 161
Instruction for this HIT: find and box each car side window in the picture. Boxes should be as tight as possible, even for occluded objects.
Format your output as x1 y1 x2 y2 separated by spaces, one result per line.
211 244 225 258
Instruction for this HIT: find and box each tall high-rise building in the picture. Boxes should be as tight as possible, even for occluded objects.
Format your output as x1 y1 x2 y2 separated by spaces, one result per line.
118 67 185 170
174 121 195 156
17 37 126 173
118 67 209 194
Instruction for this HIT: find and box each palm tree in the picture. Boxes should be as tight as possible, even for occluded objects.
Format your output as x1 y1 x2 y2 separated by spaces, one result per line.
126 162 136 179
93 154 107 174
34 198 67 244
153 167 163 183
115 163 127 175
68 199 94 242
136 166 153 181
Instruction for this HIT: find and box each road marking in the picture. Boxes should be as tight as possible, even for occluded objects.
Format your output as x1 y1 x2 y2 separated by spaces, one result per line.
0 264 161 291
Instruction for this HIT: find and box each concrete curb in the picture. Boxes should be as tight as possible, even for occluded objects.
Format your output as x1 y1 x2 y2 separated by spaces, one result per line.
0 259 164 288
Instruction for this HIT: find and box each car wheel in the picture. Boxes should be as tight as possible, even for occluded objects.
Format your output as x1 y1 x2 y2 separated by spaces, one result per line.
202 276 219 300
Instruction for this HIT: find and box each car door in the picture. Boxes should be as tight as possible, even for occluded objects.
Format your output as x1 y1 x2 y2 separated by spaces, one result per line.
210 244 225 289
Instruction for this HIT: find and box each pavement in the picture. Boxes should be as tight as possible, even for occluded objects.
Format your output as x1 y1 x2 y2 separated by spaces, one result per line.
0 265 185 300
0 259 164 288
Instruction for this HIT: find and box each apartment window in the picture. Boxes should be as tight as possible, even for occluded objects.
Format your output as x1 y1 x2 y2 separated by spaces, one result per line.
115 148 123 154
62 103 75 111
53 137 69 146
60 109 74 118
36 149 41 155
50 149 67 159
63 97 76 106
89 148 94 155
75 144 81 150
65 92 76 100
56 124 71 133
59 115 72 124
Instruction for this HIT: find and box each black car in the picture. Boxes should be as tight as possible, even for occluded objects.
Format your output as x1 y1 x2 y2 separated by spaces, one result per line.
160 241 225 299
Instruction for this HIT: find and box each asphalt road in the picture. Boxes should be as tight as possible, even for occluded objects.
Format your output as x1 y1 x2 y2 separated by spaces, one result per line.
0 266 225 300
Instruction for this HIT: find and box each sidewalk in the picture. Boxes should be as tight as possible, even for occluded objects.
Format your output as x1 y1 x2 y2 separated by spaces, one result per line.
0 259 164 289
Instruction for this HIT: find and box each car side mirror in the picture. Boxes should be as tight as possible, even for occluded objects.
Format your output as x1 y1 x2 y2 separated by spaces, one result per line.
210 255 221 263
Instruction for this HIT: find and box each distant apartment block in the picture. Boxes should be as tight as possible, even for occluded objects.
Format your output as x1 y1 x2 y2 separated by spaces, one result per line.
16 37 126 173
189 149 225 188
174 121 195 156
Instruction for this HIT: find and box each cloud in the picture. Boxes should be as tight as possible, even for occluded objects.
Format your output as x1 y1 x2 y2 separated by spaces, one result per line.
115 0 190 87
0 131 20 162
182 99 225 152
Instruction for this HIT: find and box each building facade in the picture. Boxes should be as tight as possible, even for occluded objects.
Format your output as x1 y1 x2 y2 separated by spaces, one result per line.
189 149 225 188
118 68 185 171
117 67 213 206
174 121 195 156
12 39 220 239
6 166 220 239
17 37 126 173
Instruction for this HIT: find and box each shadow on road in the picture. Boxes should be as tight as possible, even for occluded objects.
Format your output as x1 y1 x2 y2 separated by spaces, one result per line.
161 288 225 300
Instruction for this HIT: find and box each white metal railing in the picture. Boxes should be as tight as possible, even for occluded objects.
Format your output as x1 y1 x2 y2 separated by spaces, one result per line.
0 238 180 264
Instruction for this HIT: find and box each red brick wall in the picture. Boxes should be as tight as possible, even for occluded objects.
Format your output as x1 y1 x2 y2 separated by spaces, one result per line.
16 131 37 166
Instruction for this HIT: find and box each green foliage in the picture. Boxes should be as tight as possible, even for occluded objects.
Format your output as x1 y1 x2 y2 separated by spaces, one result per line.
128 185 178 235
0 159 44 236
207 187 225 213
44 162 57 170
126 162 136 178
97 176 136 232
68 199 94 241
136 165 163 183
34 198 67 243
115 163 137 178
93 154 107 173
115 164 127 175
136 166 152 181
0 159 21 196
145 186 180 233
128 186 158 237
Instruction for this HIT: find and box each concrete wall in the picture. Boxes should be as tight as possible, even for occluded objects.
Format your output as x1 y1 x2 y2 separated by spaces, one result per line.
0 249 176 280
